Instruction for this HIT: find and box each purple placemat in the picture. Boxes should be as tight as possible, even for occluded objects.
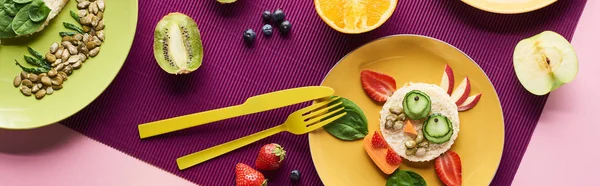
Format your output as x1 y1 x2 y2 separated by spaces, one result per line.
62 0 587 185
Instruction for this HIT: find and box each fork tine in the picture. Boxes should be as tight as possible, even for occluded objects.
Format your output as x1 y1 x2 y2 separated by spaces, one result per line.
306 111 347 131
303 100 343 120
298 96 341 115
305 107 345 126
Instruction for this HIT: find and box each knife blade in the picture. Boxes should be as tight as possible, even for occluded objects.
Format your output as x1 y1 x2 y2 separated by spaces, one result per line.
138 86 334 139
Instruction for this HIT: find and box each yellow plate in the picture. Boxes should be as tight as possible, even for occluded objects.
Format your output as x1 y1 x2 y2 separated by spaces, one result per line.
309 35 504 185
462 0 557 14
0 0 138 129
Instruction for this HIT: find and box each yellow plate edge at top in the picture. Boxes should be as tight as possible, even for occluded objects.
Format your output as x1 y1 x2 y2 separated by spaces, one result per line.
308 34 505 185
461 0 557 14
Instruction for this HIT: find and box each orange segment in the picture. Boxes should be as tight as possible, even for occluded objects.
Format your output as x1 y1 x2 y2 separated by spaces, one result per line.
314 0 397 34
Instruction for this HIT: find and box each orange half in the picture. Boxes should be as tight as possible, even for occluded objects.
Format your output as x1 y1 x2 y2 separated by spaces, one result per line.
314 0 398 34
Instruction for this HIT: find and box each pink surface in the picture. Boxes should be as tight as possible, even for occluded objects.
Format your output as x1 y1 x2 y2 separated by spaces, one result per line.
512 1 600 185
0 2 596 186
0 125 195 186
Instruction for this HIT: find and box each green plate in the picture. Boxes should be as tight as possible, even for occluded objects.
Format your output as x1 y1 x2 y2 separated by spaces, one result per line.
0 0 138 129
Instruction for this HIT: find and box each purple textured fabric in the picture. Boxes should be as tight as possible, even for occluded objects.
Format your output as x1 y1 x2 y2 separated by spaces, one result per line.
62 0 587 185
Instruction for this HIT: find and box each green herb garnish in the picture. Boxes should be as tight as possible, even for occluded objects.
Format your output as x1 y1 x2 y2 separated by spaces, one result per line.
15 60 49 74
321 97 369 141
59 31 76 37
70 10 79 21
63 22 84 34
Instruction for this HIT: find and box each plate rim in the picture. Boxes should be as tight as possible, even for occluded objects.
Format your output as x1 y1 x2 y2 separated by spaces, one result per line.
308 34 505 185
0 0 139 130
461 0 557 14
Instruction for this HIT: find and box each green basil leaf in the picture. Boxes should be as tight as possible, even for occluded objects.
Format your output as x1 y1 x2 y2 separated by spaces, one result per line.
322 97 369 141
405 171 427 186
11 4 43 35
12 0 32 4
28 0 49 22
386 169 415 186
3 0 23 17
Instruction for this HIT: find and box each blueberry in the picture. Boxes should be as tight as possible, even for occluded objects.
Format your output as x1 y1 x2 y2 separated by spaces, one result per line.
272 9 285 23
262 11 272 22
243 29 256 43
262 24 273 36
278 20 291 34
290 170 300 181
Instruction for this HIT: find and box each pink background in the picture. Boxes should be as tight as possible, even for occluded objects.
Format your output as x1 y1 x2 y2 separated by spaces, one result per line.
0 1 597 185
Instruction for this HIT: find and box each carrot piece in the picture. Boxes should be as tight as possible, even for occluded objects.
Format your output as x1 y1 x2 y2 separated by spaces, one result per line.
403 120 418 137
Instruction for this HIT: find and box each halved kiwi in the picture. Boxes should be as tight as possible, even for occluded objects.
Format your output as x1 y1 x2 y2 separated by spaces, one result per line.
153 12 203 75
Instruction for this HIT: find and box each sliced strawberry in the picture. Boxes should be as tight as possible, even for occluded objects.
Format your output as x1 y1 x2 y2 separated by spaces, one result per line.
371 131 387 148
360 70 396 102
385 148 402 165
435 151 462 186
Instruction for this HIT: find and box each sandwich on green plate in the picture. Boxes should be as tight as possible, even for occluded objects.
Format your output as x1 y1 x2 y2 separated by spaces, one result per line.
0 0 68 41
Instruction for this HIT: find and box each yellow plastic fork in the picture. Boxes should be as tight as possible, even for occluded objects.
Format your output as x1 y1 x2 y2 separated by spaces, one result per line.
176 96 346 170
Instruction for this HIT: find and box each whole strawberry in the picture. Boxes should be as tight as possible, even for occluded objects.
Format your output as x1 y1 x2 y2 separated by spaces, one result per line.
235 163 267 186
255 143 286 170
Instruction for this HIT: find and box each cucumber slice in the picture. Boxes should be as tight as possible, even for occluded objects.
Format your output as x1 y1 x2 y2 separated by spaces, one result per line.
423 114 451 137
423 114 453 144
425 127 453 144
402 90 431 120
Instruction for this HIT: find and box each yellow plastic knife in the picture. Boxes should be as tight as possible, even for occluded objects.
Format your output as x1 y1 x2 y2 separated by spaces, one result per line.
137 86 334 139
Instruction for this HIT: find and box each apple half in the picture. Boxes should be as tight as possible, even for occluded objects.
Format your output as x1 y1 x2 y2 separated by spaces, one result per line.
513 31 579 96
440 64 455 95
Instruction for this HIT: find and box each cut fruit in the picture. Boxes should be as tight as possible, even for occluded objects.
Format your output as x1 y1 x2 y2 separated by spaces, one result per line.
385 148 402 165
458 93 482 111
435 151 462 186
314 0 397 34
363 130 400 175
403 120 417 138
513 30 579 96
153 12 204 75
440 64 455 95
450 77 470 106
371 131 388 148
360 70 397 103
402 90 431 120
217 0 237 3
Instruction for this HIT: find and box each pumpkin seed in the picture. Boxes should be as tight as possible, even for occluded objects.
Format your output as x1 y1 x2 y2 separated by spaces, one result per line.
78 53 87 62
79 44 89 55
389 106 403 115
58 71 68 80
405 140 416 149
96 11 103 20
86 41 97 50
418 141 429 148
52 84 63 90
27 74 39 82
62 36 72 42
32 84 39 93
13 75 21 87
97 0 105 12
405 148 416 156
41 76 52 86
20 86 32 96
95 20 104 30
39 73 47 78
97 30 104 41
35 89 46 99
67 55 80 64
73 61 82 69
415 148 427 157
46 87 54 95
74 34 83 41
386 115 398 122
51 76 63 86
416 132 424 143
90 2 98 14
393 121 404 130
20 71 27 79
46 53 56 63
82 25 91 32
22 79 33 88
56 64 65 71
80 14 93 25
55 48 64 58
63 65 73 75
83 33 91 42
89 47 100 57
77 1 90 9
61 50 71 62
384 120 393 129
50 43 59 53
78 9 87 18
52 59 63 67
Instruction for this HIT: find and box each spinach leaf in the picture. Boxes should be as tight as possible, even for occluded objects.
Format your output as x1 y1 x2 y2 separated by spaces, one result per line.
322 97 369 141
386 170 416 186
0 1 18 38
28 0 49 22
12 0 32 3
11 3 43 35
405 171 427 186
3 0 23 17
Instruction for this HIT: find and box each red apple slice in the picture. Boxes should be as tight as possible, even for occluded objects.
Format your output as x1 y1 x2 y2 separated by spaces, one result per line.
440 64 455 95
450 77 470 106
458 93 482 111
